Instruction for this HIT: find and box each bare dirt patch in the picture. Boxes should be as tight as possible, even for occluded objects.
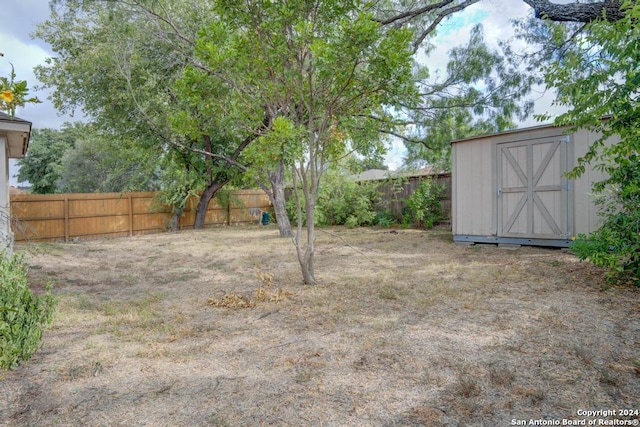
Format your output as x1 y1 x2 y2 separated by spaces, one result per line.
1 226 639 426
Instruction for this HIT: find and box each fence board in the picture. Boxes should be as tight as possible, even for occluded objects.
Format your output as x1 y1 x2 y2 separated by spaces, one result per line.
11 190 272 242
12 199 64 219
69 198 129 218
14 218 65 241
133 212 168 232
69 215 130 236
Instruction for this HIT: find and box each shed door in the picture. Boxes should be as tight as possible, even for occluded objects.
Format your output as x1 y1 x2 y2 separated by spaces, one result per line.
496 137 571 239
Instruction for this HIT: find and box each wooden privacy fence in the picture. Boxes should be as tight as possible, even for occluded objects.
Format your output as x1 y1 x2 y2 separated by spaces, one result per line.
10 190 272 242
374 173 452 223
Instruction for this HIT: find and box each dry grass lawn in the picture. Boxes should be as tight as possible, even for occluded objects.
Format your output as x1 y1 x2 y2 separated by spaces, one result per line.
1 225 639 426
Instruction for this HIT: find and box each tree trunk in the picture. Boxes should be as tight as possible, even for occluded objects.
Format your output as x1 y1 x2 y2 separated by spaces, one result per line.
291 164 316 285
272 182 292 237
300 192 316 285
170 209 182 232
269 162 293 237
194 181 226 229
299 249 315 285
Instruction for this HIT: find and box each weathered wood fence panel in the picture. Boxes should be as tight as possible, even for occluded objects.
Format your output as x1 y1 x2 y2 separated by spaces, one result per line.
374 173 452 222
11 190 271 242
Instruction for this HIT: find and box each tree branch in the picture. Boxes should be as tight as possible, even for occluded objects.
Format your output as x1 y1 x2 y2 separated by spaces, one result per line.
412 0 481 52
173 142 249 171
522 0 626 23
376 0 627 51
378 129 437 150
375 0 456 26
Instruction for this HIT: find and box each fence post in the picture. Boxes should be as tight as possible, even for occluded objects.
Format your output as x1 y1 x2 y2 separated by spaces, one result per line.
128 193 134 236
64 196 69 242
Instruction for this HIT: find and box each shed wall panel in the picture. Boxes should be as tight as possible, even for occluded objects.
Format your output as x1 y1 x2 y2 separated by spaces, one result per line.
572 129 616 235
452 137 494 236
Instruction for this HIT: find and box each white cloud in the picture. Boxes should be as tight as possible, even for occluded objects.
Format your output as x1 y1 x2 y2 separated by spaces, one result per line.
1 4 77 186
1 0 77 128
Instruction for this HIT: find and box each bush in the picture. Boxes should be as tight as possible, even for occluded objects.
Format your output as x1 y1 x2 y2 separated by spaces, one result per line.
405 177 444 228
319 173 378 227
287 171 378 227
570 164 640 286
0 253 55 370
374 210 396 227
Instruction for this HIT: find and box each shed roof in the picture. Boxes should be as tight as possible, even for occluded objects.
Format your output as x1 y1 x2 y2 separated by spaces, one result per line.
450 122 569 145
0 111 32 158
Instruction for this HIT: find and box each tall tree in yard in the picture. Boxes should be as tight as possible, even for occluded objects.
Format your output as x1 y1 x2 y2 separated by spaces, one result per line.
37 0 249 228
183 0 416 284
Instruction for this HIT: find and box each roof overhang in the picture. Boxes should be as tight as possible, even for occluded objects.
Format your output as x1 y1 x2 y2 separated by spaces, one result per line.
0 113 32 158
449 122 564 145
450 116 613 146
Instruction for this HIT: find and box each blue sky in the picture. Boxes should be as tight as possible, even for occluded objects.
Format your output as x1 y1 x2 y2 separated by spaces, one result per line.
2 0 564 178
434 7 491 43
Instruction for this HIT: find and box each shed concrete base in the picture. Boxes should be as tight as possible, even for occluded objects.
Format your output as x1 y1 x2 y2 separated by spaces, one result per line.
453 235 571 248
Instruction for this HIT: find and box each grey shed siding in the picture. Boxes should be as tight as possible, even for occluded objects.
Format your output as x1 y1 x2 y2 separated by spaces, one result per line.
451 124 616 247
451 132 495 237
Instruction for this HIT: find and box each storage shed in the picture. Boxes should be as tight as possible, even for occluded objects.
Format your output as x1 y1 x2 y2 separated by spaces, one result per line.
451 123 616 247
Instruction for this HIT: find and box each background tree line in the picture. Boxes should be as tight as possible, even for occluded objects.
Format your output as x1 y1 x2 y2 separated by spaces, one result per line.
17 123 158 194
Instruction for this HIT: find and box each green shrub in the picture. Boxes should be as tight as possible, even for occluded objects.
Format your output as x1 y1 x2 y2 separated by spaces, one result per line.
405 177 444 229
374 210 396 227
376 176 408 224
287 170 378 227
570 164 640 286
0 253 55 370
318 172 377 227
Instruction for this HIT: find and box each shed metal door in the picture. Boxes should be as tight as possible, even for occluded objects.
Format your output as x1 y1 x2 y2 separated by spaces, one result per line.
496 137 571 239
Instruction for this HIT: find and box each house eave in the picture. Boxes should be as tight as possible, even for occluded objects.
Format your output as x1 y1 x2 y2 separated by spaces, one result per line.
0 114 32 158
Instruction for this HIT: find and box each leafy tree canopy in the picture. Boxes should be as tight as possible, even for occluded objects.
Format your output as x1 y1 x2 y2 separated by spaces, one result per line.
16 124 82 194
537 1 639 284
57 133 160 193
37 0 265 227
17 123 158 194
